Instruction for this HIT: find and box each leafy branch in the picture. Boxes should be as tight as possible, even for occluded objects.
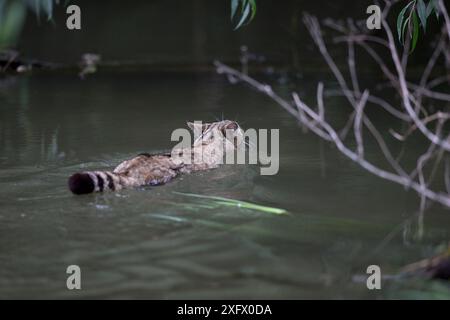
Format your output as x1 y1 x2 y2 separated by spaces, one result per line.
230 0 444 54
397 0 441 51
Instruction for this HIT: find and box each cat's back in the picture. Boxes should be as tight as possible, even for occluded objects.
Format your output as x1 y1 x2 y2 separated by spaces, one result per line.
114 153 177 175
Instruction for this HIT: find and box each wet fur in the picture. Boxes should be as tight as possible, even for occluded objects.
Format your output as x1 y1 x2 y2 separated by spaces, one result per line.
68 120 243 194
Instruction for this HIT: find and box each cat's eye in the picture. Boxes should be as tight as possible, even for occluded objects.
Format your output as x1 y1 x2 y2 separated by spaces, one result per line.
225 122 238 130
221 122 238 136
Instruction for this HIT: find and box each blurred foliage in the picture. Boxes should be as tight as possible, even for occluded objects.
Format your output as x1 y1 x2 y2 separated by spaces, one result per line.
0 0 61 49
231 0 256 30
0 1 26 48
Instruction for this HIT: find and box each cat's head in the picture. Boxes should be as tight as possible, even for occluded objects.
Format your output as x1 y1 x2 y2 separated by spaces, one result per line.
187 120 244 151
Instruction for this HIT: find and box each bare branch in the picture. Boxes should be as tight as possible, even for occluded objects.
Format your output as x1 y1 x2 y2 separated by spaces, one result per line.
215 3 450 209
381 19 450 151
214 61 450 208
439 0 450 42
316 82 325 121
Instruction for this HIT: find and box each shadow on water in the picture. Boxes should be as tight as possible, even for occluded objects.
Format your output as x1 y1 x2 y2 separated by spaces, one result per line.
0 71 449 299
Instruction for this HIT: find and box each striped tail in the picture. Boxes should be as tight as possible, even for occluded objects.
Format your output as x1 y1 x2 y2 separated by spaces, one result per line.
68 171 122 195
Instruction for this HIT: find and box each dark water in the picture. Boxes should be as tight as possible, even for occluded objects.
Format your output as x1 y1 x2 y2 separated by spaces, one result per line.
0 71 449 299
19 0 373 65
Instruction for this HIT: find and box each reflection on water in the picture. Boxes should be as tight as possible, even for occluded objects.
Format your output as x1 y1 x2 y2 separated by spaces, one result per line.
0 72 449 299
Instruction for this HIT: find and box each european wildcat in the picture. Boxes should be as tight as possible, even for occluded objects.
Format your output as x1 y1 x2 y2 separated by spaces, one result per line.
68 120 244 194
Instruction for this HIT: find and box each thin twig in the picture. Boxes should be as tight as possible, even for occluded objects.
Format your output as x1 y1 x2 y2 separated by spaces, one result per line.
354 90 369 158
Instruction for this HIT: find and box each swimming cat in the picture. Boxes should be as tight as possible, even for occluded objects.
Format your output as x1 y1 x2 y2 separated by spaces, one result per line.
68 120 244 194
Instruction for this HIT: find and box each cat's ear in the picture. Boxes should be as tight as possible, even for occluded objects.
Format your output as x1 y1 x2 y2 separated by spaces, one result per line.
187 121 201 132
187 121 209 132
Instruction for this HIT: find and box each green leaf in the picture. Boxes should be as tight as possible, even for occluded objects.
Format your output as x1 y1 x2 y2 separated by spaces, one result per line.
249 0 257 21
240 0 248 14
426 0 435 17
0 2 26 48
417 0 427 32
42 0 54 21
397 1 414 43
231 0 257 30
216 200 287 215
401 17 410 45
433 0 440 20
234 1 251 30
231 0 238 19
411 10 420 52
173 192 289 215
